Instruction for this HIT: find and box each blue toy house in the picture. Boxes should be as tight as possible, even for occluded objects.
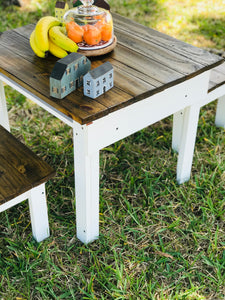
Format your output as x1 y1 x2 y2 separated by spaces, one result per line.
83 62 113 99
50 53 91 99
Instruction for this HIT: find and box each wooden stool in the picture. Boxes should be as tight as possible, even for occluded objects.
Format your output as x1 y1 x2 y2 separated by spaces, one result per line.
172 62 225 183
0 125 55 242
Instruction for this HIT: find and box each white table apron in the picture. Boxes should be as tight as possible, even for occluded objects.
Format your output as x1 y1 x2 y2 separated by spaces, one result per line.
0 70 211 243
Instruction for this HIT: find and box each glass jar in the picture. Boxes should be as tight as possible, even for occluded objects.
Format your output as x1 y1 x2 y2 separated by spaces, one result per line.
63 0 114 50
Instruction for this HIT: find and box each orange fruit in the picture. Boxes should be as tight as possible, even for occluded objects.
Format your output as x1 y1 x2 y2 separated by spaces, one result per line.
83 25 101 45
66 21 77 32
82 24 91 32
66 22 84 43
95 20 104 31
101 23 113 41
68 28 83 43
94 15 103 20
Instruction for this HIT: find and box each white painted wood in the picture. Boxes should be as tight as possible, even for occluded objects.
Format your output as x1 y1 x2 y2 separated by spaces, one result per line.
176 104 201 184
0 191 30 212
85 72 210 154
215 95 225 128
172 76 225 154
28 183 50 242
205 84 225 107
71 73 210 243
0 184 50 242
0 80 10 131
172 109 184 152
73 124 99 244
0 73 73 127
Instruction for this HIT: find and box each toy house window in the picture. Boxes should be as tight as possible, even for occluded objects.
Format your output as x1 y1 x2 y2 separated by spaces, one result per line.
69 81 74 88
86 89 90 94
52 87 58 93
109 72 112 78
109 82 112 87
74 64 78 71
96 80 100 86
66 68 71 75
86 80 91 86
103 77 106 83
61 86 66 93
96 90 100 95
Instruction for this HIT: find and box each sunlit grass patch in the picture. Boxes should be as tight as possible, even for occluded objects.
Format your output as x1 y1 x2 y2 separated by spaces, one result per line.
155 0 225 48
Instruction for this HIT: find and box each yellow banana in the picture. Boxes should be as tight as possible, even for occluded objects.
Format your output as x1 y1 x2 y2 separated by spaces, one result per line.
49 26 79 53
34 16 61 53
29 30 47 58
49 37 68 58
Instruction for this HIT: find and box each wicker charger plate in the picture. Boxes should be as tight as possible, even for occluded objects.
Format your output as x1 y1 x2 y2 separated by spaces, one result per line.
78 36 117 57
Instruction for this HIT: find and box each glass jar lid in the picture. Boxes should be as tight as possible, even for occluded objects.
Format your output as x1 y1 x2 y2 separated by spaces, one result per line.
64 0 114 50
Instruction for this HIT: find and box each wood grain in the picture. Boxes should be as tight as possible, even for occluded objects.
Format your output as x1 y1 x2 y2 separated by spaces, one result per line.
113 13 224 68
0 125 55 203
0 14 224 124
208 62 225 92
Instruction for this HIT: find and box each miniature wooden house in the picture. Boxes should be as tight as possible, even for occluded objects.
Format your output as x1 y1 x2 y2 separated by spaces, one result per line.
83 62 113 99
50 52 91 99
55 1 69 22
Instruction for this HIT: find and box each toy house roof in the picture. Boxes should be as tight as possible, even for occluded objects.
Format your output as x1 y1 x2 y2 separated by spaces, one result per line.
50 53 87 80
88 62 113 80
55 1 67 8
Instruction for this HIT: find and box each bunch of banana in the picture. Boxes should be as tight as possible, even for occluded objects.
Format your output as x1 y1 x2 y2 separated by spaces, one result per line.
29 16 79 59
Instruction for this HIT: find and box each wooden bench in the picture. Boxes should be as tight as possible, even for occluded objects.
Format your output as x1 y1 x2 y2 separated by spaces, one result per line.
172 62 225 182
210 63 225 127
0 125 55 242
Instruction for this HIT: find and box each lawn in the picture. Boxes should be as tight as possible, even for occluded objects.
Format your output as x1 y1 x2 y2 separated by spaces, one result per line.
0 0 225 299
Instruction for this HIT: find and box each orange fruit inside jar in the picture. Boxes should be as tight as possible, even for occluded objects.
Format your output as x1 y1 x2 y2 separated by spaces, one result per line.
63 5 114 49
66 21 84 43
83 25 101 45
96 21 113 42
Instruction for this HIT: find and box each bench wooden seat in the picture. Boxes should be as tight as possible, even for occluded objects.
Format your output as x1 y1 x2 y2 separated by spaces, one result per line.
208 62 225 92
0 125 55 242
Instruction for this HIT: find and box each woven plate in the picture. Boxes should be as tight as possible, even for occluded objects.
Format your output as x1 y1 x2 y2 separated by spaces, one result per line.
78 36 117 57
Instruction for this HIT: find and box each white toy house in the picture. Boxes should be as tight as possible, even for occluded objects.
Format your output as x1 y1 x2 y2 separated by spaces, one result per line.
83 62 113 99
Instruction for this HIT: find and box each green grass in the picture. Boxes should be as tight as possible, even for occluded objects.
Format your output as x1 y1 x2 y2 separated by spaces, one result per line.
0 0 225 299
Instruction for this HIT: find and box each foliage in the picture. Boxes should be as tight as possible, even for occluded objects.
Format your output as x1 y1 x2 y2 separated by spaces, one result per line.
0 0 225 299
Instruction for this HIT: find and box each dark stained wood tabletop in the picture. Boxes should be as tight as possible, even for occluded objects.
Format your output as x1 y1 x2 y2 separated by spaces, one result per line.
0 13 224 124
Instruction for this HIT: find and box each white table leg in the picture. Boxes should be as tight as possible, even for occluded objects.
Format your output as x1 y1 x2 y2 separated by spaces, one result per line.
28 183 50 242
176 104 200 184
215 95 225 128
172 109 184 152
73 126 99 244
0 80 10 131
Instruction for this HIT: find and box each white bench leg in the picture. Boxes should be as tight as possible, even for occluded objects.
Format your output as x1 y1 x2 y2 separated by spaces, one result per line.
73 127 99 244
0 80 10 131
215 95 225 128
28 183 50 242
172 109 184 152
176 104 200 184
